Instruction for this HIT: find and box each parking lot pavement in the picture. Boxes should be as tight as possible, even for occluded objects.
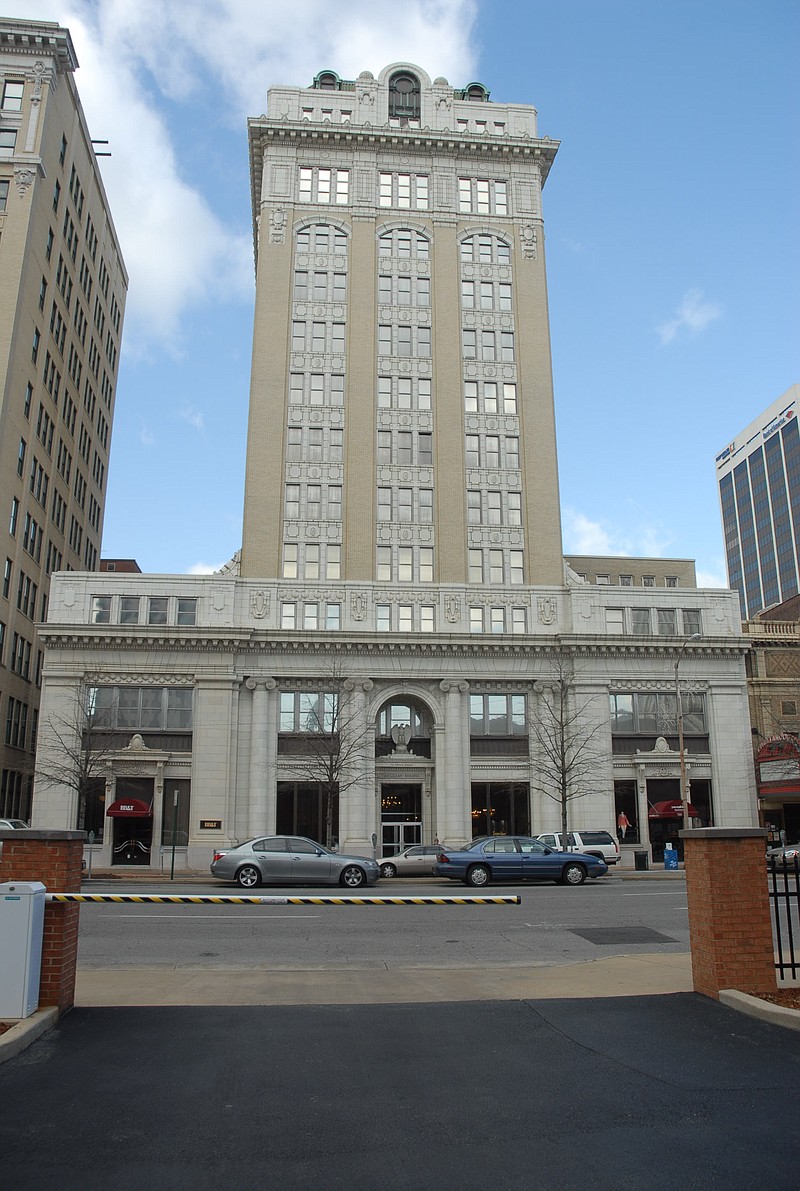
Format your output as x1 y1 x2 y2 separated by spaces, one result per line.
1 994 799 1191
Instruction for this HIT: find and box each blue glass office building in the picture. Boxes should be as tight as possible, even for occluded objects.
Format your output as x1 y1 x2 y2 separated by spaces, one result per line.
716 386 800 620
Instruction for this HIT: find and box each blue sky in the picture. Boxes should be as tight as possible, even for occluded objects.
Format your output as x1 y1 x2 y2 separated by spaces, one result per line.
7 0 798 582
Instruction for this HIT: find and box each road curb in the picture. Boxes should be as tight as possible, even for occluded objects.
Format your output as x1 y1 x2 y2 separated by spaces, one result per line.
719 989 800 1032
0 1006 58 1065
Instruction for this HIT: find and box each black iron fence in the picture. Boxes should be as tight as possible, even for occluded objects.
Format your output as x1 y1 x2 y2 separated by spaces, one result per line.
768 855 800 980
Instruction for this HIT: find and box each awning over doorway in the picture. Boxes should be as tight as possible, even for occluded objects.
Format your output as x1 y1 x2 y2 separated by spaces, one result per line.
648 800 699 820
106 798 153 818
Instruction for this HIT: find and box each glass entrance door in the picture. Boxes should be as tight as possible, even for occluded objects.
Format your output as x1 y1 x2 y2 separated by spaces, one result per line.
381 821 422 858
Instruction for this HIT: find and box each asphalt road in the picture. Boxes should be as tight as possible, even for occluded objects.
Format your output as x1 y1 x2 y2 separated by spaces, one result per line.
2 994 800 1190
76 876 690 969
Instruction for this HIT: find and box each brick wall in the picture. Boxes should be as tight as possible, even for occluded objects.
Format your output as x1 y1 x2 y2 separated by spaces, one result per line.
0 830 84 1014
683 827 775 999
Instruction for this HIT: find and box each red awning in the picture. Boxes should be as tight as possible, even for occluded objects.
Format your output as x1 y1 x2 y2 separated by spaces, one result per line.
106 799 153 818
648 800 699 820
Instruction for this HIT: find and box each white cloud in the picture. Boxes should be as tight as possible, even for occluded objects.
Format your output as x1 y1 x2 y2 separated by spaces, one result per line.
657 288 722 345
178 405 205 432
562 507 674 558
138 421 154 446
4 0 477 349
186 561 225 575
695 566 729 589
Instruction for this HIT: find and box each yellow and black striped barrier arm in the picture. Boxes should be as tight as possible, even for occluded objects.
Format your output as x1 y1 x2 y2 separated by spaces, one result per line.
46 892 520 906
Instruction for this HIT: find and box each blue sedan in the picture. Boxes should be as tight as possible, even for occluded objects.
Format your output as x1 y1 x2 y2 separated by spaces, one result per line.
435 836 608 887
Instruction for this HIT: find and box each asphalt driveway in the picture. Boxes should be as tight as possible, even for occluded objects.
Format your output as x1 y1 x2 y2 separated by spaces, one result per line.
2 993 800 1190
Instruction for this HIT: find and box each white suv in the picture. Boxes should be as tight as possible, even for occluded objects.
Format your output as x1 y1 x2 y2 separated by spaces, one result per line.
536 830 620 866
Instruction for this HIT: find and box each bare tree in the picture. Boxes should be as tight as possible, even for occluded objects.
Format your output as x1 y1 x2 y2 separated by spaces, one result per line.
287 666 372 848
529 653 608 841
33 686 117 830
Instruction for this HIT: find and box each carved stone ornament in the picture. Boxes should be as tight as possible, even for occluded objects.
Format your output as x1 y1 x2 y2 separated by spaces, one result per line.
445 595 461 623
14 167 36 198
351 592 367 621
125 734 148 752
391 723 412 753
269 206 287 244
520 223 538 259
537 596 557 625
250 590 270 619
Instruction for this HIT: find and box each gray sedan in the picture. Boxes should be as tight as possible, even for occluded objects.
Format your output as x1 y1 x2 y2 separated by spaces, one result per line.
210 835 380 889
379 844 443 878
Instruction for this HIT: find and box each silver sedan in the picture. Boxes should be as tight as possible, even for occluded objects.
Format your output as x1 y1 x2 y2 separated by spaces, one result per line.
210 834 380 889
379 844 443 878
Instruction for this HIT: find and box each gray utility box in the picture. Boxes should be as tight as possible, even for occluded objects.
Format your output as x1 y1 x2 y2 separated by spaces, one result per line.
0 881 46 1018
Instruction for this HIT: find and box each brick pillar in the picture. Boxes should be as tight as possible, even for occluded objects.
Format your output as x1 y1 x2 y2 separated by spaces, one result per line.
682 827 775 1000
0 829 84 1015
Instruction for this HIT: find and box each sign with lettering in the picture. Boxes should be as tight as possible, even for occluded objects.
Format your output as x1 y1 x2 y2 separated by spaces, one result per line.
199 819 222 830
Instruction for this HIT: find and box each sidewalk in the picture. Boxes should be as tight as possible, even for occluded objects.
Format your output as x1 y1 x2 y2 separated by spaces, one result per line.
74 951 694 1007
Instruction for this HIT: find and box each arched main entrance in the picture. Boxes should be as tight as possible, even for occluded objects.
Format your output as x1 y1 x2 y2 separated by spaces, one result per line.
375 697 433 857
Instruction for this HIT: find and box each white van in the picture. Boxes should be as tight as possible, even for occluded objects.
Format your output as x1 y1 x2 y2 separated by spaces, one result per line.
535 830 620 866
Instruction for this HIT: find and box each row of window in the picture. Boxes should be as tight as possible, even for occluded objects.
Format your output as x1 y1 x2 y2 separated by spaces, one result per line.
87 686 193 731
296 168 512 215
287 376 512 415
610 692 707 736
292 227 511 268
278 691 526 737
285 484 342 522
281 543 527 585
467 490 522 526
605 608 702 637
276 602 531 634
90 596 198 626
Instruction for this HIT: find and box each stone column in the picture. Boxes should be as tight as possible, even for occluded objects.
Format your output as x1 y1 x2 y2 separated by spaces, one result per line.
0 829 84 1015
439 680 470 845
246 679 271 838
264 681 279 833
339 679 373 852
682 827 775 999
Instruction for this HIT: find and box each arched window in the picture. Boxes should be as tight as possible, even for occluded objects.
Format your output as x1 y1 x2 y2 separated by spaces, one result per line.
314 70 339 91
465 82 489 102
389 72 420 124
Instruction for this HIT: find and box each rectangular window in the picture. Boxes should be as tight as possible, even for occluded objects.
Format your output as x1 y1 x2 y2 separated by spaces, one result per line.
325 603 340 630
280 602 296 629
2 81 24 111
657 608 677 635
176 598 197 627
419 548 434 582
420 605 435 632
397 604 413 631
303 603 318 630
606 608 625 634
683 609 702 636
0 129 17 157
377 548 391 581
376 604 391 632
469 550 483 583
511 607 526 633
91 595 111 624
305 544 320 580
326 545 340 580
631 608 651 635
120 596 140 625
419 489 433 522
398 547 413 581
148 597 168 625
470 606 484 633
490 607 505 633
283 544 298 579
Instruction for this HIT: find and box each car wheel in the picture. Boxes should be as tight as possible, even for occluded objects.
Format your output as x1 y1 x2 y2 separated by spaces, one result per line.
236 865 262 889
379 862 397 878
466 864 491 887
340 865 366 888
561 862 586 886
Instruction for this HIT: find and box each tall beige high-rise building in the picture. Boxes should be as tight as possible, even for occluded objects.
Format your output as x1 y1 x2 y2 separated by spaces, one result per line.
33 62 757 872
241 64 563 593
0 19 126 820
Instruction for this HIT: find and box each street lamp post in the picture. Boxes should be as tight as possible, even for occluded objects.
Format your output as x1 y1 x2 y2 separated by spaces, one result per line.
675 633 702 832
